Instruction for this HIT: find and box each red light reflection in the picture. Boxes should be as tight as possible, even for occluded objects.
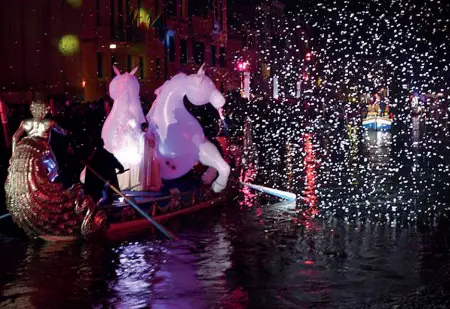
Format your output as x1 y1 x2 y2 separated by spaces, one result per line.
238 164 258 209
302 133 319 217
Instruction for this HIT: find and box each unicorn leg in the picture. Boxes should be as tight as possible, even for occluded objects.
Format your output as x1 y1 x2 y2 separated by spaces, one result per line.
201 167 217 185
198 140 230 193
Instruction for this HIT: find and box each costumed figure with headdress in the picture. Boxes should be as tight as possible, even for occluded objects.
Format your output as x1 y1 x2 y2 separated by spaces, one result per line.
5 101 106 239
139 121 163 191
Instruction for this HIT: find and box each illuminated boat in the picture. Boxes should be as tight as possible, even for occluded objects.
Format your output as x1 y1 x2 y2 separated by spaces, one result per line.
100 175 233 240
3 160 237 242
27 172 235 242
1 174 233 242
362 112 392 131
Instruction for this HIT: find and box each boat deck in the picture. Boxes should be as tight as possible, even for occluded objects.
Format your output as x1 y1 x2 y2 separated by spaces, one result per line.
97 173 229 229
104 174 206 207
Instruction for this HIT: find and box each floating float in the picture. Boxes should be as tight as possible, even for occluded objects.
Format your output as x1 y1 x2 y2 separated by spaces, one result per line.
362 112 392 131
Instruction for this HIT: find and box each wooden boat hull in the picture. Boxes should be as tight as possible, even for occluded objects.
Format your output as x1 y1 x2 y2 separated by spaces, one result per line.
106 195 226 239
38 177 231 241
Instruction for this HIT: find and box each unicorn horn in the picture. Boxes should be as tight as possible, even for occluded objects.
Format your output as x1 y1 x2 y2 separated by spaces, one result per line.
198 63 206 75
130 66 139 75
113 65 121 76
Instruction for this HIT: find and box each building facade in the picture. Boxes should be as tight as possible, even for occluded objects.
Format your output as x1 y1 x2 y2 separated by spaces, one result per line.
0 0 239 103
227 0 311 99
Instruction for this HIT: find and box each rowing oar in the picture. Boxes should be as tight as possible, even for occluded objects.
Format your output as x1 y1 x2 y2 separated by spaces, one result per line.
0 213 11 220
80 159 178 241
239 181 297 201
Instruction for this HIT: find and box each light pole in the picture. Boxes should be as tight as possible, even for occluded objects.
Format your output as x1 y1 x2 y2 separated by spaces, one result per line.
236 60 251 99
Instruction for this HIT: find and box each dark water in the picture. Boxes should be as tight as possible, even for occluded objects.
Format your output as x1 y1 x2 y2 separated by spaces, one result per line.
1 114 450 308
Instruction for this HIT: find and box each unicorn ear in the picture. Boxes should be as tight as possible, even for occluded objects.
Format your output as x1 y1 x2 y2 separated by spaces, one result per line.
130 66 139 76
197 63 205 75
113 65 121 76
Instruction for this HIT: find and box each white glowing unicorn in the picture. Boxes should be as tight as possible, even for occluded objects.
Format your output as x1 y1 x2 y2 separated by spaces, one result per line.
101 66 146 166
146 65 230 192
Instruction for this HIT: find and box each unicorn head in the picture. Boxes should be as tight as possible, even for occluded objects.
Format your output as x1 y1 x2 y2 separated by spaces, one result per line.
185 64 225 109
109 65 140 100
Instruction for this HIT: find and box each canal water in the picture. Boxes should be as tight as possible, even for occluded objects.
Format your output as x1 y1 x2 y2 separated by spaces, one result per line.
1 114 450 308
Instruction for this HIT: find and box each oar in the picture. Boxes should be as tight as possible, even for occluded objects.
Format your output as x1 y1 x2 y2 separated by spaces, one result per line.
80 159 178 241
0 213 11 220
240 181 297 201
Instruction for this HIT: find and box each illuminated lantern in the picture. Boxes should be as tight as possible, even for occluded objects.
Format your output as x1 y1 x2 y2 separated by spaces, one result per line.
236 61 249 72
302 72 310 81
305 52 312 61
58 34 80 56
236 60 250 98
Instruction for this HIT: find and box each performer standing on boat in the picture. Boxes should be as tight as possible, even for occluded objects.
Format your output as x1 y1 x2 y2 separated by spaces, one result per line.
11 101 67 181
84 138 125 206
379 97 386 117
140 122 163 191
5 101 106 238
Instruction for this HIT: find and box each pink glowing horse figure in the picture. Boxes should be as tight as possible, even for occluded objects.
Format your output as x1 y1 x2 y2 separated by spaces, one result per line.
101 66 146 166
146 65 230 192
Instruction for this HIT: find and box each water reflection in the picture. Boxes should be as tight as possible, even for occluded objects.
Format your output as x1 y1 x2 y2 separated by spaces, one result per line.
302 133 318 216
1 200 450 308
0 241 106 309
238 164 259 210
1 110 450 308
109 241 163 308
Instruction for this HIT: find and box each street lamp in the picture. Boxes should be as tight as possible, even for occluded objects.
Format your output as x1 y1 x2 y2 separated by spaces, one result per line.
236 61 250 72
236 60 251 99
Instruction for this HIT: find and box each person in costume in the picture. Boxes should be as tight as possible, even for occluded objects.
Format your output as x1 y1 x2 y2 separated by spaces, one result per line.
139 122 163 191
12 101 68 181
6 101 105 238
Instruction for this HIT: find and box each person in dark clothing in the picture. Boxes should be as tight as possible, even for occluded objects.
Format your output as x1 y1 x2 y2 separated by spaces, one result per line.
48 127 80 188
84 138 125 206
379 99 386 117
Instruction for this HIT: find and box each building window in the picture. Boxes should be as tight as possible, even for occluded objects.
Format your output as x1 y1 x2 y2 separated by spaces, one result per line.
248 35 254 49
97 52 103 78
181 0 187 18
110 0 115 38
154 0 160 16
189 0 209 17
219 47 226 67
127 54 132 72
165 0 177 17
111 54 117 76
117 0 124 40
156 58 161 80
210 45 217 66
219 0 224 27
139 56 144 79
125 0 130 19
96 0 101 26
168 36 175 62
180 39 188 64
194 42 205 65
